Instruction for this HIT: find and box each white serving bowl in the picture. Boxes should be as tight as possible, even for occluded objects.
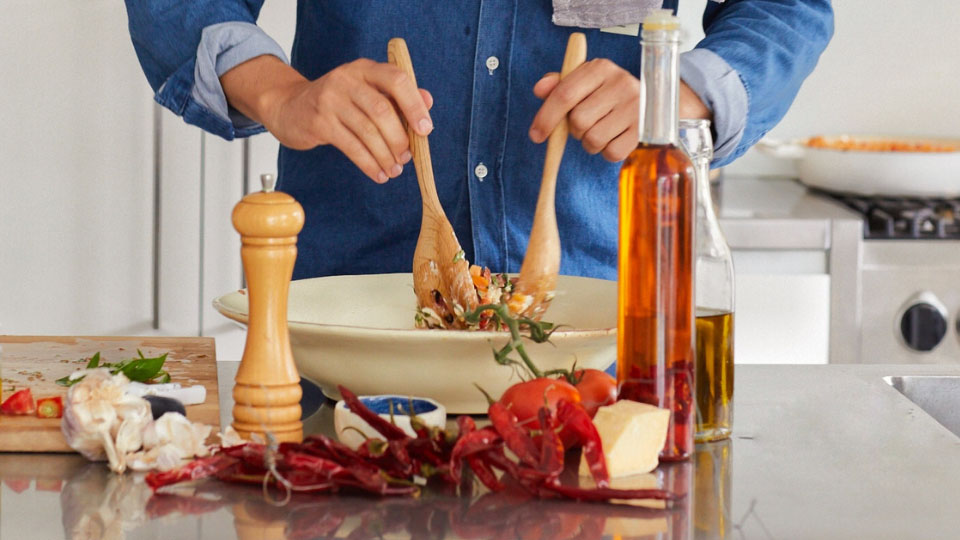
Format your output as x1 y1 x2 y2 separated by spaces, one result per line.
334 395 446 450
213 273 616 413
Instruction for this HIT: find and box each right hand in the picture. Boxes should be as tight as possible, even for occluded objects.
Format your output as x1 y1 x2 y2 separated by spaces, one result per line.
222 56 434 184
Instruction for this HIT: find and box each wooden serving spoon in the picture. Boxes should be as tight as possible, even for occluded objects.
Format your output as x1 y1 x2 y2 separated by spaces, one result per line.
388 38 477 328
513 33 587 320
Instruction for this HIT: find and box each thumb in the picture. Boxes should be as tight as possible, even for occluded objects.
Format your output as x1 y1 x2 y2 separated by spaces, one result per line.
533 73 561 100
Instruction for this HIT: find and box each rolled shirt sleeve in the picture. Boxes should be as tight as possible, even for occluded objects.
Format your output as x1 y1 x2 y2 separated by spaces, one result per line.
690 0 834 167
679 48 748 165
124 0 279 140
192 22 289 133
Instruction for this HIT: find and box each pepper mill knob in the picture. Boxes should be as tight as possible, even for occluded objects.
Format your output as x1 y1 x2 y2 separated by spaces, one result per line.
260 173 276 193
231 173 304 443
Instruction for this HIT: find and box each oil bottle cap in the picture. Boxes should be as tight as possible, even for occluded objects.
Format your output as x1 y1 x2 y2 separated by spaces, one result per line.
642 9 680 31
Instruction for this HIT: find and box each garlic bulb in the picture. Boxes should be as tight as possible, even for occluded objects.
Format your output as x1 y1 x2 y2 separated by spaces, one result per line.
62 368 227 474
127 412 212 472
62 369 152 474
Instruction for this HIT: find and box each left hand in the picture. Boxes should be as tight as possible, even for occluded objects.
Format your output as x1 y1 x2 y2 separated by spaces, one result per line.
529 58 711 162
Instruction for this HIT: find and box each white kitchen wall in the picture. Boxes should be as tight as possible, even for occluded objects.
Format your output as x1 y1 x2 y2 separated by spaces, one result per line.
0 1 297 362
680 0 960 176
0 3 154 335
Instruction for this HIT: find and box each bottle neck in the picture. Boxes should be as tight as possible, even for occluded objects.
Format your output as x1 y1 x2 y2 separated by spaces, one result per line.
640 32 680 146
696 158 715 219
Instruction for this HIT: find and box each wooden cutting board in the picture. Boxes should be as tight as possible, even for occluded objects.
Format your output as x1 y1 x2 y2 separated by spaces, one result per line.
0 336 219 452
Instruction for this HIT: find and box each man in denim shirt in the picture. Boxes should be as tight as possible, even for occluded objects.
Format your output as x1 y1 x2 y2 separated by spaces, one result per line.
125 1 833 280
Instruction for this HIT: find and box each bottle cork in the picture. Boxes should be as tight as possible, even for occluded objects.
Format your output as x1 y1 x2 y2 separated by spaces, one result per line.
231 174 304 443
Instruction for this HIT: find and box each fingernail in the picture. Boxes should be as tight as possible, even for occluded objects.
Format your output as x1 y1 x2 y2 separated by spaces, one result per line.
418 118 433 134
390 163 403 177
530 128 542 142
377 170 388 183
400 150 412 163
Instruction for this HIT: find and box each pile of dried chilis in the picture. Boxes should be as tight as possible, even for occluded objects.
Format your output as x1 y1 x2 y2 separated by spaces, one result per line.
145 385 680 505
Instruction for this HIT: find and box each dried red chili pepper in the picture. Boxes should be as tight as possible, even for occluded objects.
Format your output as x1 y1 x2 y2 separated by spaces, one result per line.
283 451 348 479
301 436 382 478
338 385 409 441
457 415 477 436
537 407 564 478
466 455 504 492
145 455 236 490
476 447 521 481
487 402 539 468
373 440 413 478
556 400 609 487
405 437 446 468
449 426 500 481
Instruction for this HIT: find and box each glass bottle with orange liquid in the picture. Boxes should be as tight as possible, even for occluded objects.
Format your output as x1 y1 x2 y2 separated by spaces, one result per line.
680 119 735 443
617 10 696 461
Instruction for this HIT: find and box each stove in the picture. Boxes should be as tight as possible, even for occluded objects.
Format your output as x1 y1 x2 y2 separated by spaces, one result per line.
816 190 960 363
821 191 960 240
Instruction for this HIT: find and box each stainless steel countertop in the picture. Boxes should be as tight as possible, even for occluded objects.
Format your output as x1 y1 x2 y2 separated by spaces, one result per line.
4 362 960 539
716 177 862 250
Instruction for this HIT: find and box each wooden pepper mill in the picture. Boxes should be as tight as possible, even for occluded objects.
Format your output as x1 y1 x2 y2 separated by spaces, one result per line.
231 173 304 443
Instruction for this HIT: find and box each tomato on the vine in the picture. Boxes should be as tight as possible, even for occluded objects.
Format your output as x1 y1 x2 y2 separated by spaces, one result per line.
571 369 617 418
498 378 580 429
498 377 583 448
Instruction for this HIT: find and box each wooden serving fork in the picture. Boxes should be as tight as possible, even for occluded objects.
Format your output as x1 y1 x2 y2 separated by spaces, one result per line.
513 33 587 320
388 38 478 328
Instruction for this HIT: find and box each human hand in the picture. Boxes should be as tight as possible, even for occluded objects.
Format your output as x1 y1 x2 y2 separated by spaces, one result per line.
529 59 640 162
529 59 712 162
221 55 434 183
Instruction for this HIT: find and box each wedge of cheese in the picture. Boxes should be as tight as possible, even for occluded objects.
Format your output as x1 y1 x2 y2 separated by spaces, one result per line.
579 399 670 478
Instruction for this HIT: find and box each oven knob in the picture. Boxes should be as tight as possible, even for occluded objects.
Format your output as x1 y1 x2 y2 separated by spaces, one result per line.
900 301 947 352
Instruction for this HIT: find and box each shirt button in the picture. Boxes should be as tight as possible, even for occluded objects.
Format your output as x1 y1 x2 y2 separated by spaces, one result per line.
474 163 488 181
485 56 500 73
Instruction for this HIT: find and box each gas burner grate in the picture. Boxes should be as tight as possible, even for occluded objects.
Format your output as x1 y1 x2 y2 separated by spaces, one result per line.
816 190 960 240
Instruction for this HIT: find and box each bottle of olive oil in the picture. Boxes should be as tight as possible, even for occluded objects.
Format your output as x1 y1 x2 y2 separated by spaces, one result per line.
680 119 735 443
617 9 696 462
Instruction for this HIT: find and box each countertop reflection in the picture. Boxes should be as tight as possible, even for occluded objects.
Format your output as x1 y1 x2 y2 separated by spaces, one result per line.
0 438 731 540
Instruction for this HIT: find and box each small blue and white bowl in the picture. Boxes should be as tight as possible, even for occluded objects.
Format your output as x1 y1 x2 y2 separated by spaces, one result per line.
334 395 446 450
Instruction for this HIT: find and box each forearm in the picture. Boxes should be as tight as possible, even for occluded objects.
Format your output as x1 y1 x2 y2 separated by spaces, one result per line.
220 55 307 131
679 80 711 121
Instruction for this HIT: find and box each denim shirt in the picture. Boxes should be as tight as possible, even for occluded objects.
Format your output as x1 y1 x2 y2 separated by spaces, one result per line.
125 0 833 280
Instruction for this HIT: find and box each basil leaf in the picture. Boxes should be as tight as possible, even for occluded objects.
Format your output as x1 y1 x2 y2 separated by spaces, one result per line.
85 352 100 369
119 353 168 382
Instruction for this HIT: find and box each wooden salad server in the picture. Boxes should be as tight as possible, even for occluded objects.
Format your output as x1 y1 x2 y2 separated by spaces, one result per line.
388 37 478 327
513 33 587 320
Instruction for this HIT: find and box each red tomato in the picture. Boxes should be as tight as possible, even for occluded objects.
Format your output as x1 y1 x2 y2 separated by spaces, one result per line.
498 378 581 447
1 388 36 416
499 378 580 426
572 369 617 418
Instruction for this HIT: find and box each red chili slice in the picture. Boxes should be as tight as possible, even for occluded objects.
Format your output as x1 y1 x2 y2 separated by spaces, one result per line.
1 388 36 416
36 396 63 419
